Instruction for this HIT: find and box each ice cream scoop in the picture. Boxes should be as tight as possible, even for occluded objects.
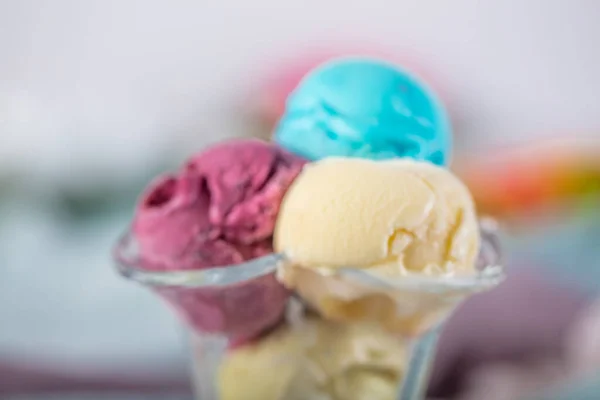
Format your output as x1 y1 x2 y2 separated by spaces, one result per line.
249 49 445 134
132 139 306 342
274 157 481 335
218 313 406 400
274 58 451 166
134 139 306 269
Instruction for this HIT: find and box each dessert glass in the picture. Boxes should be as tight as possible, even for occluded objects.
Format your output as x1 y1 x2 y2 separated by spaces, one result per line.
113 218 503 400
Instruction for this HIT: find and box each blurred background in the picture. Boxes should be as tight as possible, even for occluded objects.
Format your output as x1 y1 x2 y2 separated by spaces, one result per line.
1 0 599 399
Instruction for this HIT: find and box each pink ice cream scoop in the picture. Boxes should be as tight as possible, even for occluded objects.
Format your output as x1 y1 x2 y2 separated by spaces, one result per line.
132 139 306 344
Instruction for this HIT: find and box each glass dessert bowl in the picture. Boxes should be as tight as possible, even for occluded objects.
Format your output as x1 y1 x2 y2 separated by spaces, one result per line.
113 219 503 400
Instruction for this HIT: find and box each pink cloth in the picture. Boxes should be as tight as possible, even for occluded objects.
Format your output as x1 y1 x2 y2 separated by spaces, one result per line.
0 361 188 396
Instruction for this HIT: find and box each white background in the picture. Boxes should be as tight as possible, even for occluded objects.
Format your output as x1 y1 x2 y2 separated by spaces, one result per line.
1 0 599 184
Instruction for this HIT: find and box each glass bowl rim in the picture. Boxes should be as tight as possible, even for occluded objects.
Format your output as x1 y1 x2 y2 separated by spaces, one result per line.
113 217 504 291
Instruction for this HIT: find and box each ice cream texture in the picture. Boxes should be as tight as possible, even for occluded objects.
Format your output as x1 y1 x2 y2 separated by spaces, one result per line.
275 157 480 334
132 139 306 341
218 313 406 400
275 157 479 272
134 139 306 269
274 58 451 166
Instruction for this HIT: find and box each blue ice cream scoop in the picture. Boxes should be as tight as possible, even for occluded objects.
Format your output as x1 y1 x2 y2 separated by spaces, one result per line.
274 57 452 166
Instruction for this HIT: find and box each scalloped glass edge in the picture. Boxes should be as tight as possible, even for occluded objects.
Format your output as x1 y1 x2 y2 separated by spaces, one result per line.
113 218 503 290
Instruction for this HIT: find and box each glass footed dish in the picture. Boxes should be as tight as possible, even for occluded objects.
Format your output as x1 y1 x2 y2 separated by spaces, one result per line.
113 218 504 400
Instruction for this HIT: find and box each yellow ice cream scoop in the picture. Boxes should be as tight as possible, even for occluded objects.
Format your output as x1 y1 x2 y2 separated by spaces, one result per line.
274 158 481 335
218 314 406 400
